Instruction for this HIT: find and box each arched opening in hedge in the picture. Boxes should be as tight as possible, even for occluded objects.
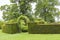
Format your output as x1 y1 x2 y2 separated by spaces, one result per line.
17 15 30 32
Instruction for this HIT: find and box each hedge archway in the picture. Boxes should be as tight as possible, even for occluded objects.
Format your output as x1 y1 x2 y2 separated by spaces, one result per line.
17 15 30 24
17 15 30 32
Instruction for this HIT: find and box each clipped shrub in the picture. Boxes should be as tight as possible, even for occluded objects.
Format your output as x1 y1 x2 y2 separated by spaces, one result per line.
2 23 20 34
34 18 47 24
2 19 20 34
17 15 30 24
21 26 28 32
7 18 17 23
0 21 4 29
28 22 60 34
20 20 28 32
17 15 30 32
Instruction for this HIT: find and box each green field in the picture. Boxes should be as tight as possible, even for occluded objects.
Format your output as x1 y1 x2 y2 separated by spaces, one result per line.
0 30 60 40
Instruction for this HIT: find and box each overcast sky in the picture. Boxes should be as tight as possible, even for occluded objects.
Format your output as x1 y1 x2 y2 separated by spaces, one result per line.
0 0 60 20
0 0 10 20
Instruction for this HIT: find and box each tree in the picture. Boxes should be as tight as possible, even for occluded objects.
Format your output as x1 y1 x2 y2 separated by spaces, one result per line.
56 10 60 22
10 0 37 21
0 4 20 21
0 0 36 21
35 0 59 22
10 0 37 14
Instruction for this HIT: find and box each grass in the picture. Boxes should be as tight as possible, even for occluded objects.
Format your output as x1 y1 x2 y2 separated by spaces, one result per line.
0 30 60 40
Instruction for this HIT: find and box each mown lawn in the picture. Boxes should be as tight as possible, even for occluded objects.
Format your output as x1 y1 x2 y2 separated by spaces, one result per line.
0 30 60 40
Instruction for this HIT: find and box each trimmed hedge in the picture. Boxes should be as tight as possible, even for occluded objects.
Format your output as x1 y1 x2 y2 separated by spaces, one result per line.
2 23 20 34
28 22 60 34
0 21 4 29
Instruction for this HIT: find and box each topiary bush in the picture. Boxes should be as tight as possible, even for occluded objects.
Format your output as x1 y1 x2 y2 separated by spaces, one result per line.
33 18 47 24
28 22 60 34
17 15 30 32
2 23 20 34
20 20 28 32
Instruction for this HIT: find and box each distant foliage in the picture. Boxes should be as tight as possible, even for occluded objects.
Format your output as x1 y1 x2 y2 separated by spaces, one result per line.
35 0 59 22
0 4 20 21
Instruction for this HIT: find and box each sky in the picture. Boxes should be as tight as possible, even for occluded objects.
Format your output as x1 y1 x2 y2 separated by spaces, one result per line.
0 0 10 20
0 0 60 21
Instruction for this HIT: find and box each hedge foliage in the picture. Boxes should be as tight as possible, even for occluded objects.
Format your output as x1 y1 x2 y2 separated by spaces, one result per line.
17 15 29 32
20 20 28 32
7 18 17 23
33 18 47 24
28 22 60 34
0 21 4 29
2 23 20 34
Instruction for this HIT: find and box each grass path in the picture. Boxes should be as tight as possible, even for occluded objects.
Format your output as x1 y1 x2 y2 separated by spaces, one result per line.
0 30 60 40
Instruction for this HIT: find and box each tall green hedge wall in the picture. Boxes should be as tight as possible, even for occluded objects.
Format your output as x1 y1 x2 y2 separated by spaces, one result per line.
28 23 60 34
2 23 20 34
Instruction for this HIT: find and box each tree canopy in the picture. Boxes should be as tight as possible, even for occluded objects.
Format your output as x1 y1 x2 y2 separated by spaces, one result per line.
0 0 60 22
35 0 59 22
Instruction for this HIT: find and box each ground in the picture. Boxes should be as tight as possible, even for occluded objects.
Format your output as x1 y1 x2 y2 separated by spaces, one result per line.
0 30 60 40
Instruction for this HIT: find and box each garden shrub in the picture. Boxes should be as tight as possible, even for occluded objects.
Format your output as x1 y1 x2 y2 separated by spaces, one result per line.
21 26 28 32
0 21 4 29
28 22 60 34
34 18 47 24
2 23 20 34
7 18 17 23
17 15 30 32
2 19 20 34
20 20 28 32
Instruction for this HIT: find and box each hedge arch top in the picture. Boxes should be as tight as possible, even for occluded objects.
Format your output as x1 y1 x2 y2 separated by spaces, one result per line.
17 15 30 24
